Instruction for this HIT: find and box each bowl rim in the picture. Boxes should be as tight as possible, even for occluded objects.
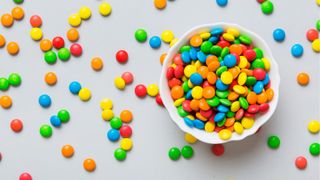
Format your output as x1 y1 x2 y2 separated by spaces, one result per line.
159 22 280 144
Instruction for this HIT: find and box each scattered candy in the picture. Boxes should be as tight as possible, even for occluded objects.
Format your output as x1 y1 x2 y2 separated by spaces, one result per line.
78 88 91 101
116 50 128 64
68 13 82 27
38 94 52 108
149 36 161 49
61 144 74 158
0 78 10 91
69 81 82 95
102 109 114 121
44 51 57 64
114 148 126 161
13 0 24 4
69 43 82 56
309 142 320 156
99 2 112 16
120 110 133 123
0 95 12 109
296 72 309 86
154 0 167 9
30 15 42 27
267 135 280 149
317 20 320 31
10 119 23 133
79 6 91 20
83 158 96 172
11 6 24 20
119 125 132 138
295 156 307 170
273 28 285 42
110 117 122 129
161 30 174 43
120 138 133 151
52 36 65 49
307 120 320 134
114 77 126 90
121 72 134 84
67 28 79 42
0 34 6 47
19 172 32 180
184 133 198 144
8 73 21 87
312 39 320 52
39 39 52 52
291 44 303 57
91 57 103 71
211 144 224 156
261 0 273 15
155 94 164 106
57 109 70 123
107 129 120 142
1 13 14 27
39 124 53 138
135 84 147 98
44 72 57 86
168 147 181 160
160 53 167 65
50 115 61 127
100 98 113 110
181 145 193 159
7 41 19 55
135 29 148 42
306 29 318 42
58 48 71 61
216 0 228 7
147 84 159 97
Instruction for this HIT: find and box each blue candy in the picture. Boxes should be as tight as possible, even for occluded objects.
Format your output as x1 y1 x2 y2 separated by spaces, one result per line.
216 0 228 7
208 36 219 44
216 79 229 91
189 48 197 60
253 81 264 94
69 81 82 94
214 113 226 122
181 51 191 63
262 73 270 85
190 73 203 85
185 90 192 100
211 27 224 36
220 61 225 66
107 129 120 142
197 51 207 63
50 115 61 127
217 105 229 113
149 36 161 49
224 54 236 68
273 28 285 42
184 117 194 128
38 94 51 108
291 44 303 57
193 119 205 129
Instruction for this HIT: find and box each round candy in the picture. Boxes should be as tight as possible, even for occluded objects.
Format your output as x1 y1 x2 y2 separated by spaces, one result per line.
78 88 91 101
309 143 320 156
7 41 19 55
135 84 147 97
116 50 128 63
261 0 273 14
68 13 81 27
168 147 181 160
39 124 52 138
57 109 70 123
91 57 103 71
190 73 203 85
267 135 280 149
30 15 42 27
121 72 134 84
50 115 61 127
110 117 122 129
38 94 51 108
107 129 120 142
291 44 303 57
147 84 159 97
44 51 57 64
67 28 79 42
161 30 174 43
317 20 320 31
120 138 133 151
273 28 285 42
39 39 52 52
224 54 237 67
114 148 126 161
69 81 82 94
13 0 24 4
155 94 164 106
0 78 9 91
8 73 21 86
211 144 224 156
0 95 12 109
312 39 320 52
185 133 197 144
52 36 65 49
10 119 23 132
99 2 112 16
221 71 233 84
160 53 167 64
181 145 193 159
296 72 309 86
83 158 96 172
70 43 82 56
149 36 161 49
79 6 91 20
120 110 133 123
61 144 74 158
119 125 132 138
216 0 228 7
306 29 318 42
100 98 113 110
295 156 307 170
154 0 167 9
11 6 24 20
19 172 32 180
44 72 57 86
308 120 320 133
135 29 147 42
1 14 14 27
102 109 114 121
0 34 6 47
58 48 71 61
114 77 126 90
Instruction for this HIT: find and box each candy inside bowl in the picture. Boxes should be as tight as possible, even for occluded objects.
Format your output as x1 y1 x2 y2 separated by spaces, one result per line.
159 22 280 144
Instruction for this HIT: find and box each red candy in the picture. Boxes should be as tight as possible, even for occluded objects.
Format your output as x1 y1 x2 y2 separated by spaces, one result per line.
173 54 183 66
243 49 256 61
116 50 128 63
235 109 244 120
135 84 147 98
168 78 182 88
155 94 164 106
253 68 266 80
306 29 319 42
259 103 269 113
247 104 260 114
52 36 65 49
257 0 265 3
174 65 184 78
70 43 82 57
19 172 32 180
182 100 192 112
29 15 42 27
10 119 23 133
217 40 230 48
211 144 224 156
295 156 307 170
119 125 132 138
121 72 134 84
166 67 174 80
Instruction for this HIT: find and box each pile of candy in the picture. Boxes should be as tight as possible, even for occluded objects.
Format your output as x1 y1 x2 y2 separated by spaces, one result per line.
166 26 274 141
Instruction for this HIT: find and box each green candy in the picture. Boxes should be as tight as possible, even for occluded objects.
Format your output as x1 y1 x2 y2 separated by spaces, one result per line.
254 48 264 59
13 0 24 4
218 57 223 62
239 97 249 110
40 124 53 138
58 48 71 61
220 47 229 58
239 35 252 45
0 78 9 91
135 29 147 42
44 51 57 64
168 147 181 161
177 106 189 117
181 145 193 159
261 0 273 15
309 143 320 156
226 111 235 118
234 38 241 44
207 96 220 107
267 135 280 149
58 109 70 123
217 117 226 127
252 59 265 69
216 90 229 99
180 45 191 53
210 45 222 56
216 66 227 76
200 41 212 54
182 81 190 92
246 76 257 86
316 20 320 31
8 73 21 87
219 99 231 106
114 148 126 161
110 117 122 129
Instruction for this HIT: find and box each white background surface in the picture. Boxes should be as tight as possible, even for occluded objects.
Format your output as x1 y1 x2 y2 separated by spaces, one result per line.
0 0 319 179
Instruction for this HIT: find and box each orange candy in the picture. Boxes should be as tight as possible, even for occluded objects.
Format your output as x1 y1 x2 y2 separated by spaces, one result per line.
228 91 239 101
225 118 235 127
190 99 199 111
11 7 24 20
39 39 52 52
190 35 203 47
170 86 184 100
257 91 268 104
196 112 207 121
197 66 209 78
154 0 167 9
205 55 218 65
297 72 309 86
66 28 79 42
207 72 217 85
208 61 220 72
228 67 240 79
0 34 6 47
247 91 257 105
61 144 74 158
83 158 96 172
7 42 19 55
160 53 167 65
241 69 253 76
266 88 274 101
203 86 215 99
1 13 14 27
229 44 242 55
199 98 210 111
44 72 57 86
120 110 133 123
0 95 12 109
91 57 103 71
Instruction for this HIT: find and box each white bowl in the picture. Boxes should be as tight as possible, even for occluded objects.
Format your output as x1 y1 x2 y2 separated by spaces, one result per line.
159 22 280 144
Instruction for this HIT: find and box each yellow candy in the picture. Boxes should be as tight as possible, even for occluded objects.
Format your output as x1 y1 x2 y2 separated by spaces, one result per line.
222 33 235 42
187 80 194 88
147 84 159 96
174 98 185 107
194 60 202 68
68 13 82 27
262 58 271 71
171 64 177 68
114 77 126 90
200 32 211 40
185 133 197 144
218 129 232 140
238 56 248 69
317 0 320 6
184 65 197 78
100 98 113 110
221 71 233 84
79 6 91 20
233 85 246 95
99 2 112 16
241 117 254 129
101 109 114 121
191 86 203 99
204 121 215 132
230 101 240 112
30 28 43 41
308 120 320 134
234 122 244 135
161 30 174 43
226 28 240 37
120 138 133 151
78 88 91 101
312 39 320 52
186 115 195 120
170 38 179 47
181 76 187 82
237 72 247 86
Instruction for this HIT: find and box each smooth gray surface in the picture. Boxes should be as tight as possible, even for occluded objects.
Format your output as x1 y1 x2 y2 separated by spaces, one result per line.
0 0 319 179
